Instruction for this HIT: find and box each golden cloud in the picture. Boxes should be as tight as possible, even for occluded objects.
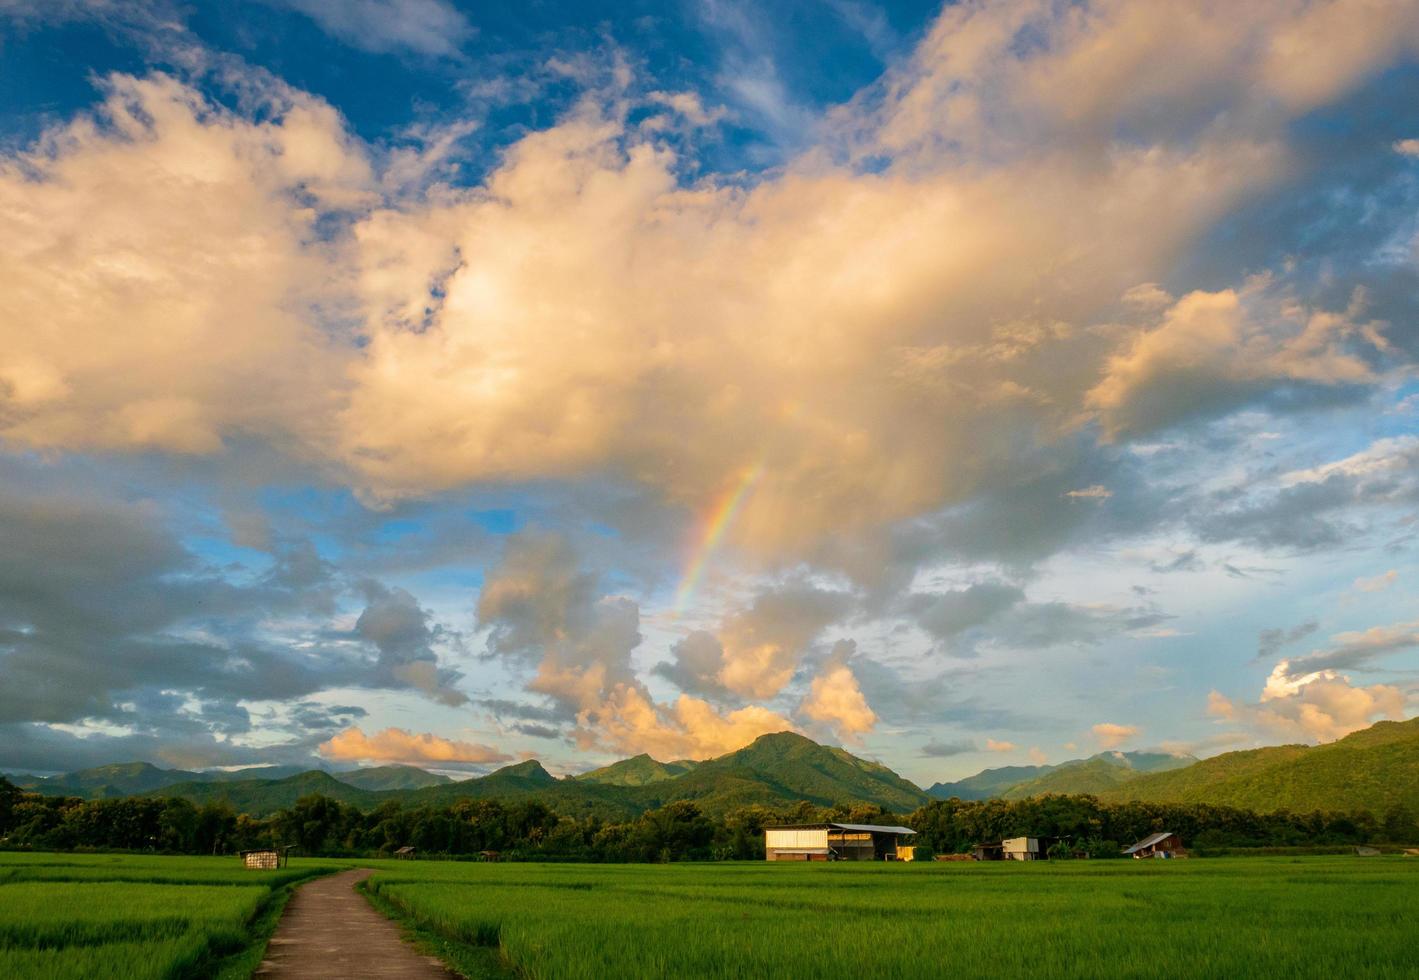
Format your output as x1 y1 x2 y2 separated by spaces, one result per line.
319 726 511 764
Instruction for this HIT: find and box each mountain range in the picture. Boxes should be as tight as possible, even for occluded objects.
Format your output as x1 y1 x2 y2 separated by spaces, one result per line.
7 718 1417 818
926 750 1197 801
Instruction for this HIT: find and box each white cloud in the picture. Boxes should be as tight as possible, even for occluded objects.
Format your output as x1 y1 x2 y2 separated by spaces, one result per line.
1092 722 1140 748
1354 570 1398 593
985 738 1016 752
271 0 473 57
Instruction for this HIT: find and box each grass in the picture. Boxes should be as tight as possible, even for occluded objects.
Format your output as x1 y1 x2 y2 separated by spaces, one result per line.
363 857 1419 979
0 853 341 979
4 853 1417 978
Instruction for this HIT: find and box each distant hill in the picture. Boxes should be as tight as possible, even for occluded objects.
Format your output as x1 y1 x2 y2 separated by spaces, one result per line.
927 764 1051 801
1001 752 1195 799
14 762 203 799
5 762 450 802
575 754 699 786
14 733 930 818
654 732 930 814
929 751 1196 801
154 770 383 812
1098 718 1419 814
333 765 452 791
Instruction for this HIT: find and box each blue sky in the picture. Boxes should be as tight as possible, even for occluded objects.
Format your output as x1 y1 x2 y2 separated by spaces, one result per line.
0 0 1417 785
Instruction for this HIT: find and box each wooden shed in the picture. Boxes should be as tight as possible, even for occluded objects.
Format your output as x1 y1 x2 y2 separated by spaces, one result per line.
394 846 416 859
1123 832 1186 859
764 823 917 861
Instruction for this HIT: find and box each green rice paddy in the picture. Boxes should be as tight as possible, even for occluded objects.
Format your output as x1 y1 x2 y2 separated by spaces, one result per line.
2 853 1417 978
0 853 339 979
363 857 1419 979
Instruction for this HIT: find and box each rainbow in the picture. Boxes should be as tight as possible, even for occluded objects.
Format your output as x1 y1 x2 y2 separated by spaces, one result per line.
672 460 765 615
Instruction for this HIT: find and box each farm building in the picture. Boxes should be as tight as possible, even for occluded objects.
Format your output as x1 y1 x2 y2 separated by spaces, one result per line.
764 823 917 861
1124 832 1185 859
240 848 285 870
972 837 1045 861
394 846 416 859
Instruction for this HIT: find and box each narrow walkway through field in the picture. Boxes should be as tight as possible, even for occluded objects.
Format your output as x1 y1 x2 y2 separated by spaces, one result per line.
254 868 456 979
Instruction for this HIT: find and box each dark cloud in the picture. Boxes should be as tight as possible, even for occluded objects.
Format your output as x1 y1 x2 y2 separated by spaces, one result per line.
1256 620 1319 662
354 580 467 705
921 738 977 758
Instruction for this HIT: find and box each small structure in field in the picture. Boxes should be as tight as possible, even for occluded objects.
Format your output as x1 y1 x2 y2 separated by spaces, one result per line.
240 847 288 870
764 823 917 861
1355 846 1381 856
394 846 416 859
1123 832 1185 859
972 837 1047 861
478 850 501 862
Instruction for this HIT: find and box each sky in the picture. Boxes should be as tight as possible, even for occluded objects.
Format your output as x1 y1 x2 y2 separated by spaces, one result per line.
1 0 1417 786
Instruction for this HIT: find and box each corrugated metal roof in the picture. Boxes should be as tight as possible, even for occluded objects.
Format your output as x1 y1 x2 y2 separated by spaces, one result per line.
764 822 917 835
1123 832 1174 854
832 823 917 835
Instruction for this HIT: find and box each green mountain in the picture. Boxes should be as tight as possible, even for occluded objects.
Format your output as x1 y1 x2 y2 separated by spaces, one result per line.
23 733 927 818
650 732 930 814
929 751 1196 801
333 765 452 791
1001 752 1195 799
19 762 201 798
154 770 382 812
927 764 1051 801
575 754 699 786
1098 718 1419 814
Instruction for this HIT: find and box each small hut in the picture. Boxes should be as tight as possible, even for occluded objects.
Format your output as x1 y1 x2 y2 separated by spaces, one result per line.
1123 832 1185 859
240 848 284 870
478 850 501 862
394 846 416 860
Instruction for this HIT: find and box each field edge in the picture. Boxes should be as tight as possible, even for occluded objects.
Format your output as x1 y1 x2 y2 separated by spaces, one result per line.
357 876 515 980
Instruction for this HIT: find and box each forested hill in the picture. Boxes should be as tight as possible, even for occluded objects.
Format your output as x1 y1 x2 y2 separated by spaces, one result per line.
12 720 1417 820
8 733 932 818
928 751 1195 801
1097 718 1419 814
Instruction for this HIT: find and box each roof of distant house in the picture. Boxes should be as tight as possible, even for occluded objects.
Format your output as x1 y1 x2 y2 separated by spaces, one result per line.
766 822 916 835
1123 832 1175 854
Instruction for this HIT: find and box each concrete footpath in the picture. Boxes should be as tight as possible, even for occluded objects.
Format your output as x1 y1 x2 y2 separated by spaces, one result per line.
254 868 457 979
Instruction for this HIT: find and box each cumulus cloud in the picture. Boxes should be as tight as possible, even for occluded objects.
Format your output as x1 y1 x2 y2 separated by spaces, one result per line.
1092 722 1140 748
1279 619 1419 676
354 581 467 705
476 532 794 759
986 738 1017 752
654 584 852 700
1 1 1412 565
1211 667 1408 744
1087 283 1386 439
319 726 511 764
798 643 878 741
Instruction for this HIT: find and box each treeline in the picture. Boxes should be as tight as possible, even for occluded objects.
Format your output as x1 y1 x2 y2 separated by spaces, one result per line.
2 776 1414 860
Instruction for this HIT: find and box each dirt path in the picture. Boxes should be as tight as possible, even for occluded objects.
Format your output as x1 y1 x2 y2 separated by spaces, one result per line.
254 868 457 979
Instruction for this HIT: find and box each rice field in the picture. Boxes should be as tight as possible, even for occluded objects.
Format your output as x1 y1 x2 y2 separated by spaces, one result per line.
3 854 1417 978
364 857 1419 979
0 852 340 979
